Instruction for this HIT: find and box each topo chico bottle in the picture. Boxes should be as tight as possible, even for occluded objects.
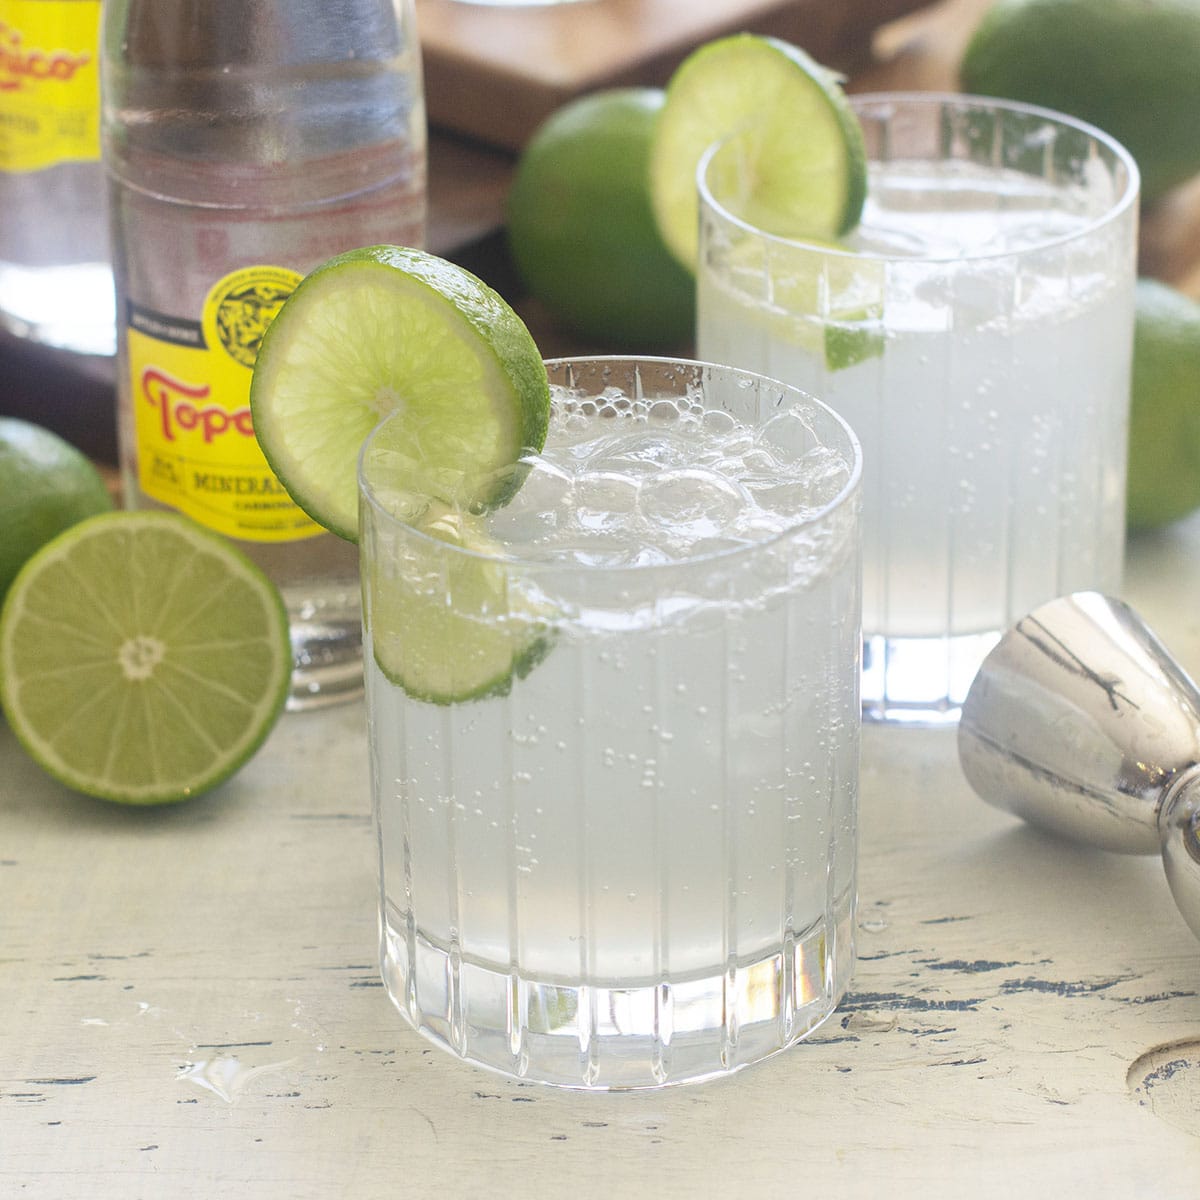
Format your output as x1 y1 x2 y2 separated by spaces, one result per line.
0 0 114 357
100 0 427 708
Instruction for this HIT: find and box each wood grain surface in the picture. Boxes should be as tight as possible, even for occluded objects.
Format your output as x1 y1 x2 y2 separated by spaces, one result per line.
4 516 1200 1197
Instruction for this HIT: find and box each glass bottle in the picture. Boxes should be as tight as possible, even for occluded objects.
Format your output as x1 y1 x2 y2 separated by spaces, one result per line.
101 0 427 708
0 0 114 357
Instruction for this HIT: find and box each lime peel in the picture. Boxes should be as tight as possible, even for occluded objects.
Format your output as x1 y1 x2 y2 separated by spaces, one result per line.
0 417 114 599
1126 278 1200 531
505 86 696 347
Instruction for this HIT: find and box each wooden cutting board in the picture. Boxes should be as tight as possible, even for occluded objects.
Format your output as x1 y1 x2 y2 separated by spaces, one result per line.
416 0 936 150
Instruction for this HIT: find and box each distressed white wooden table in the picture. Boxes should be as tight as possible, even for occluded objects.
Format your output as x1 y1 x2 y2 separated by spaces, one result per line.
4 515 1200 1199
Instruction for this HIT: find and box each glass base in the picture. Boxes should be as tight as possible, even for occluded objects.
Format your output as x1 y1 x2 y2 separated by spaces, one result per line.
379 896 854 1091
861 630 1001 725
283 583 364 710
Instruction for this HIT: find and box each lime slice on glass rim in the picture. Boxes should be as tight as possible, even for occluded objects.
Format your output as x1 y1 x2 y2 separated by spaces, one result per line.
250 244 551 542
0 511 291 805
249 245 554 704
650 33 868 271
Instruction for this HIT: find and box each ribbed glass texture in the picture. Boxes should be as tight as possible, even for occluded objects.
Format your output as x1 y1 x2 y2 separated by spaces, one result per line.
361 357 862 1089
697 94 1140 724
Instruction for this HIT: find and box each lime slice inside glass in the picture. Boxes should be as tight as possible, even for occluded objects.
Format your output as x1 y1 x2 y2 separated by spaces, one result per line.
650 33 868 271
362 495 551 705
250 245 552 542
762 246 886 374
706 185 885 374
252 245 554 703
0 511 291 805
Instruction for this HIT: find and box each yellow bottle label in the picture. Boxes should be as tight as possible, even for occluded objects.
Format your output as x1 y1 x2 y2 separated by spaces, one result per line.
129 265 324 544
0 0 100 171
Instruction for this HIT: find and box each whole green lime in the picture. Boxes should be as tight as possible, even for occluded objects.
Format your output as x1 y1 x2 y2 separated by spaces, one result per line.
505 87 695 348
0 418 114 600
961 0 1200 203
1126 278 1200 531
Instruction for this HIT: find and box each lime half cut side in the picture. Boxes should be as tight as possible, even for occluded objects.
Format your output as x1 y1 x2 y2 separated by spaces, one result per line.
0 511 291 805
651 33 867 271
364 499 552 706
250 245 552 542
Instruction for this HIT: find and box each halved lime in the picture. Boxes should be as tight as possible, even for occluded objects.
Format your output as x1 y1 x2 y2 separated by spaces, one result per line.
0 511 291 805
363 500 550 705
650 33 867 271
250 245 551 542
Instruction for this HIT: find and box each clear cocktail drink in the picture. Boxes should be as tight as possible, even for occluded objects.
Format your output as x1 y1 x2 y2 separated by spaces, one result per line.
697 94 1139 722
360 357 861 1089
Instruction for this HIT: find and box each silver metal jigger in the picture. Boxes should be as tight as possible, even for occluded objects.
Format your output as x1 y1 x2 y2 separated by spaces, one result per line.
958 591 1200 942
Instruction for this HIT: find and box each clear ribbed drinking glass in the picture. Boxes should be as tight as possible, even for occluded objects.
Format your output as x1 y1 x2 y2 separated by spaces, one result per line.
361 356 862 1089
697 93 1139 724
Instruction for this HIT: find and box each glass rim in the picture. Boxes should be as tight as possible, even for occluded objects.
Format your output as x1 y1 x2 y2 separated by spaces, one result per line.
357 354 863 574
696 89 1141 266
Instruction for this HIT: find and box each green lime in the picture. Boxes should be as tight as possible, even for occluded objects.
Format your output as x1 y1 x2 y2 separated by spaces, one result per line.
0 418 114 601
824 317 885 372
250 245 551 542
363 498 550 705
506 87 695 348
0 511 291 804
1126 278 1200 531
251 245 555 703
650 33 867 271
961 0 1200 204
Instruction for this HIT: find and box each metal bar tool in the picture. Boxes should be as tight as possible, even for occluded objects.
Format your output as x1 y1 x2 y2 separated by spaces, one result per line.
958 591 1200 941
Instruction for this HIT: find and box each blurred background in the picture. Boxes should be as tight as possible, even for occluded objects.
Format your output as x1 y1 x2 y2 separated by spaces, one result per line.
3 0 1198 473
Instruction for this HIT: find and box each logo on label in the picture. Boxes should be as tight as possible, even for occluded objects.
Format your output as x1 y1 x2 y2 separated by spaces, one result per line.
0 1 102 170
0 20 90 92
204 266 298 369
128 264 319 544
141 367 256 445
